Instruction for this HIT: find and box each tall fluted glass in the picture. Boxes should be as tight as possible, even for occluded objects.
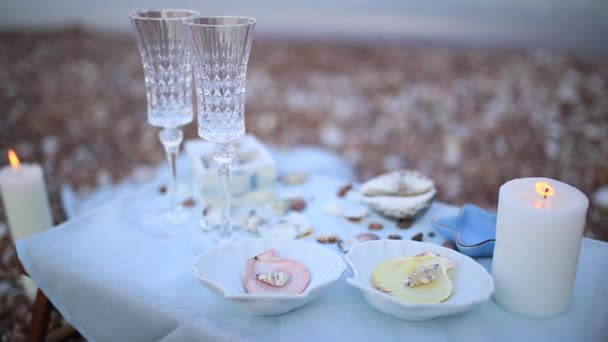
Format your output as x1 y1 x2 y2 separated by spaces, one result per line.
130 9 198 237
184 16 256 242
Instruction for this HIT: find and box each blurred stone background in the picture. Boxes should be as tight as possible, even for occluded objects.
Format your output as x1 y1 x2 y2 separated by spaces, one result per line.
1 0 608 339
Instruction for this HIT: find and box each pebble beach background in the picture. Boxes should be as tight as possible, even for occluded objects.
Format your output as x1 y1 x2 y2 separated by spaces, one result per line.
0 26 607 339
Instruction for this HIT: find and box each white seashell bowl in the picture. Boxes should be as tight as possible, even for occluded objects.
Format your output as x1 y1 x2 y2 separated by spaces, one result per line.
193 238 346 316
345 240 494 321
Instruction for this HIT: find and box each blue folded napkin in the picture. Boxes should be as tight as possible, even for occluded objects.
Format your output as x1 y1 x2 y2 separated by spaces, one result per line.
433 204 496 257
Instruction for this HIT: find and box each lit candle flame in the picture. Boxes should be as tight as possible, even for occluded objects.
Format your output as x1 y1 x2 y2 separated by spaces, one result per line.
534 182 554 208
8 149 20 170
535 182 554 199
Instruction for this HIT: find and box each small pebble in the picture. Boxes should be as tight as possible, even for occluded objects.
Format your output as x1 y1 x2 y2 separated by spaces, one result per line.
397 218 414 229
388 234 402 240
337 183 352 197
368 222 384 231
411 233 424 242
428 231 435 237
443 240 457 250
182 198 195 207
316 234 338 244
159 185 167 194
289 198 307 211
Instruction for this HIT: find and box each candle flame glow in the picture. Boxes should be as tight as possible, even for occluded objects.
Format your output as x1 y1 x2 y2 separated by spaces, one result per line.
535 182 554 199
8 149 20 170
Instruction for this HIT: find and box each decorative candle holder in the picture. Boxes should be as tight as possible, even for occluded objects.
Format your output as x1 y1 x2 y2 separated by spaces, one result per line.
432 204 496 258
185 135 277 207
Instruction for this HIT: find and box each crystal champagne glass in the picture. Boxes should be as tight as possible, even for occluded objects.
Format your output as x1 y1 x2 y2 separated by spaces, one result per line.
184 16 256 242
130 9 199 237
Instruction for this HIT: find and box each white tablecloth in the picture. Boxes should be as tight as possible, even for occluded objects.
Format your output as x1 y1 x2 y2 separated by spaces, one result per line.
16 155 608 342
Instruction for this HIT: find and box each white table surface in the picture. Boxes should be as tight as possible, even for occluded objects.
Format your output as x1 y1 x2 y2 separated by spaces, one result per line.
16 154 608 342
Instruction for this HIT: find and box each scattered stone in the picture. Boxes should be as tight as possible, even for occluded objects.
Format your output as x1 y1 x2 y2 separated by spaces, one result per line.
159 185 167 194
368 223 384 231
316 234 338 244
182 198 195 208
411 233 424 242
289 198 307 212
397 218 414 229
388 234 402 240
428 231 435 237
337 183 352 197
443 240 457 250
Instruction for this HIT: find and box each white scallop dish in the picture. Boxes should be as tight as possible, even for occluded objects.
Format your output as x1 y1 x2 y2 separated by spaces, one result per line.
345 240 494 321
193 238 346 316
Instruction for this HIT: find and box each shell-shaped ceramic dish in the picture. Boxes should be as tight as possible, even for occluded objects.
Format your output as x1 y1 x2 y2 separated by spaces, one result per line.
193 238 346 316
345 240 494 321
432 204 496 257
360 170 436 219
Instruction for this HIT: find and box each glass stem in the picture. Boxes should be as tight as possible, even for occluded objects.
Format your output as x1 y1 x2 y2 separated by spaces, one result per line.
159 127 183 213
212 142 235 237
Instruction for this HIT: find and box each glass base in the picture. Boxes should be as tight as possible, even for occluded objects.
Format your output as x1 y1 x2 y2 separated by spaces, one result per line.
140 206 194 238
215 233 237 244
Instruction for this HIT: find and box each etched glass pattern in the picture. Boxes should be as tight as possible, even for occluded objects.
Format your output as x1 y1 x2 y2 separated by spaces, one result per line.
131 10 196 128
186 17 256 143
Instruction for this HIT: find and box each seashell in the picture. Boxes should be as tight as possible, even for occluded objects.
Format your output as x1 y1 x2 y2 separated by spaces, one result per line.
360 170 436 219
281 171 309 185
240 212 266 232
361 170 435 197
342 205 369 222
200 205 222 231
298 227 314 239
268 200 289 216
316 234 339 244
323 202 343 216
372 253 454 304
256 272 290 287
404 263 439 288
283 212 313 233
337 232 380 253
245 248 310 294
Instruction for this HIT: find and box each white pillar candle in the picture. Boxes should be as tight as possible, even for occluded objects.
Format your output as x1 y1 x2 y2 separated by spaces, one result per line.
491 177 588 318
0 150 53 300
